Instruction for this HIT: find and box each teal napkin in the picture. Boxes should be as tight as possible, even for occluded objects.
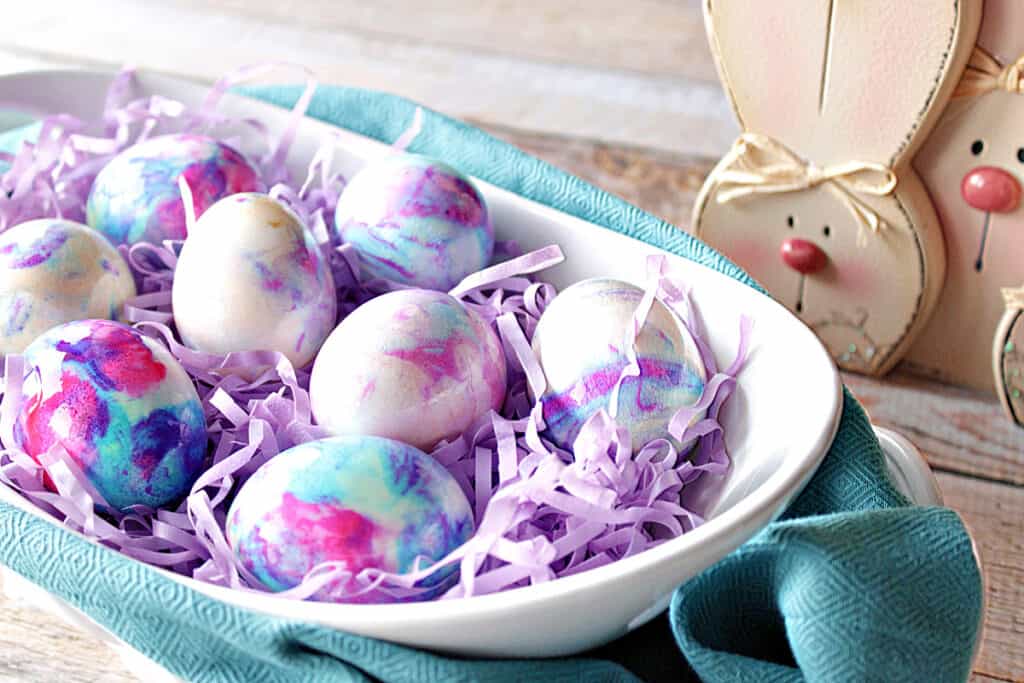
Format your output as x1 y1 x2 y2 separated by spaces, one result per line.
0 85 982 683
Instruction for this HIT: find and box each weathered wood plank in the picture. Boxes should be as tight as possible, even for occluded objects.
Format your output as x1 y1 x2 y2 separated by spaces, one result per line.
0 1 738 156
845 369 1024 486
177 0 719 83
0 577 134 682
478 121 716 231
936 473 1024 682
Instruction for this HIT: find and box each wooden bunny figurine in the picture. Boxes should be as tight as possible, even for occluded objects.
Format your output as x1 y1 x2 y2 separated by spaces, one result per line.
692 1 981 375
910 0 1024 390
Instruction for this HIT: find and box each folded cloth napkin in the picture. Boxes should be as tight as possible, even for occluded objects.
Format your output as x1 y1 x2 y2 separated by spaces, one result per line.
0 85 982 683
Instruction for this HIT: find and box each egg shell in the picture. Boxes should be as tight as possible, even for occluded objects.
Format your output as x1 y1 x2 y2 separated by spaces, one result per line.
16 319 208 511
0 219 136 354
172 193 337 369
531 278 707 452
310 289 506 450
86 133 264 246
334 154 494 291
226 435 474 602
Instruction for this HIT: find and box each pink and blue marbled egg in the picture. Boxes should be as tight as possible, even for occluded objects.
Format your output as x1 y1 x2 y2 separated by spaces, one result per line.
226 435 474 602
333 154 494 291
16 319 207 511
532 278 708 452
0 219 135 354
87 134 264 246
310 289 506 450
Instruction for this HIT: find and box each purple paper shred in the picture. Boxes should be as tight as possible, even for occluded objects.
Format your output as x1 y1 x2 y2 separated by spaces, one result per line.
0 68 751 603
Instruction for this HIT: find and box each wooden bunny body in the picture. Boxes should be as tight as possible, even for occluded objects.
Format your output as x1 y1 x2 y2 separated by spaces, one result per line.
910 0 1024 390
693 0 982 375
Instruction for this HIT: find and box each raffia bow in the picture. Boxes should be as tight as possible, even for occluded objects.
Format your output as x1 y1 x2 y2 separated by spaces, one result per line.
955 46 1024 98
1003 285 1024 310
715 133 897 246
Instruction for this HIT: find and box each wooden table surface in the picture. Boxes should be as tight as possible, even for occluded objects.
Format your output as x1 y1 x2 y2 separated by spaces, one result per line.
0 2 1020 682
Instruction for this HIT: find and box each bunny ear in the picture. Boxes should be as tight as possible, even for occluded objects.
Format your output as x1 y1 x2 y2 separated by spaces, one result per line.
704 0 833 155
820 1 979 165
705 0 980 166
978 0 1024 64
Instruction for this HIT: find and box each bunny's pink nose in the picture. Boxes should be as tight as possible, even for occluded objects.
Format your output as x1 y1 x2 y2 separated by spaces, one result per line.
961 166 1021 213
780 238 827 274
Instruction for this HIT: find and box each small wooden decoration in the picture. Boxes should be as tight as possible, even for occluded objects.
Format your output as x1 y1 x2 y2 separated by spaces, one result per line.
995 286 1024 426
909 0 1024 391
692 0 982 375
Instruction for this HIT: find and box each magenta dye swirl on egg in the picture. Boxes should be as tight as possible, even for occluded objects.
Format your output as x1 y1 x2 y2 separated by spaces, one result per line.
0 223 71 269
226 435 475 602
334 154 494 290
246 237 336 357
379 290 506 404
541 356 704 448
310 289 508 451
533 279 707 451
247 230 327 309
86 133 264 246
15 320 208 511
0 219 137 355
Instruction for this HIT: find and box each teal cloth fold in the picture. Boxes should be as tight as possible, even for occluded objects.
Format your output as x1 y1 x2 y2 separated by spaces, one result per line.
0 85 982 683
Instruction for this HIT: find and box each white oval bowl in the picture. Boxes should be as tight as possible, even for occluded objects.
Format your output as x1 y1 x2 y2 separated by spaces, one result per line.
0 70 842 659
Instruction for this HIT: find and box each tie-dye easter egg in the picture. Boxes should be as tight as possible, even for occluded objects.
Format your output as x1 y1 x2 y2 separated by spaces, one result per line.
0 219 136 354
15 320 208 511
531 278 707 452
333 154 494 291
226 435 474 602
172 194 337 370
310 289 506 450
86 134 264 246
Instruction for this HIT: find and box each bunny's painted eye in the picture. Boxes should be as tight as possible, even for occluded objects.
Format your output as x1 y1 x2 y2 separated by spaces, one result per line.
786 215 795 228
971 140 984 156
822 225 831 237
1017 147 1024 164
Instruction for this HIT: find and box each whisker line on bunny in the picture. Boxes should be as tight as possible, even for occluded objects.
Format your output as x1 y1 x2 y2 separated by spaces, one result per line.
974 211 992 273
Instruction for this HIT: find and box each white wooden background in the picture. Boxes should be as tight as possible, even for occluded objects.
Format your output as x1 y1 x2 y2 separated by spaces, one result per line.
0 2 1020 682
